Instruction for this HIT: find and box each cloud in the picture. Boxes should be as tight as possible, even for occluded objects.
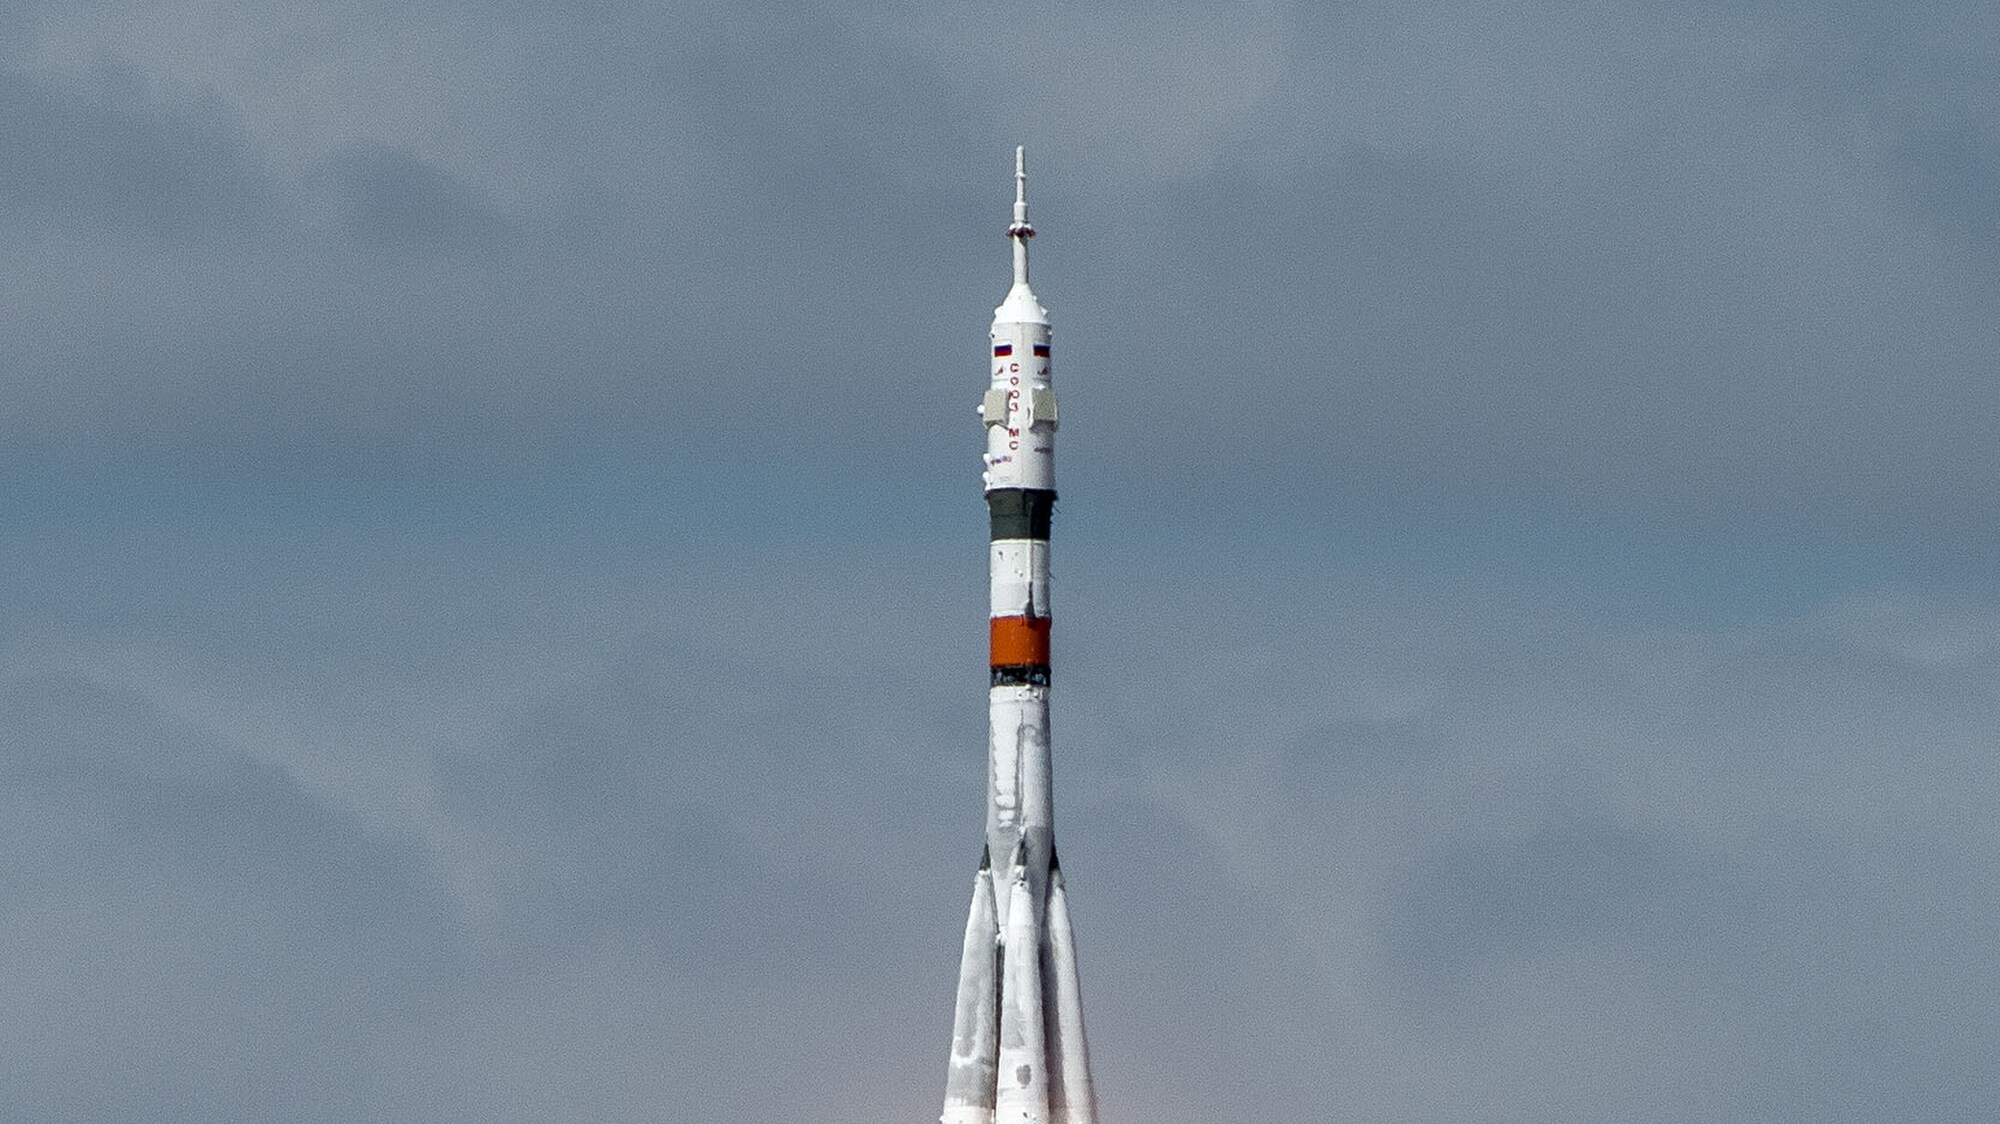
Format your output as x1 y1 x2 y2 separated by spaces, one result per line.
0 667 459 1121
5 514 1999 1121
0 65 270 232
0 527 986 1121
3 4 1996 1120
1384 815 1684 980
319 143 510 250
1051 542 2000 1122
0 0 1995 544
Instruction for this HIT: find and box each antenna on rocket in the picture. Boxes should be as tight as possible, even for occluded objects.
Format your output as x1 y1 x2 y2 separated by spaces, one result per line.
1008 145 1035 285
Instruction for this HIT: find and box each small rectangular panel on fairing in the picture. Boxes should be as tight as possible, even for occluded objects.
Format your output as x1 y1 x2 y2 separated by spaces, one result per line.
981 388 1011 426
1026 388 1058 428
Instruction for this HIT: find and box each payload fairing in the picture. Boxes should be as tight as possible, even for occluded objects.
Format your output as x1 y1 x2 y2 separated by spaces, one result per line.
940 148 1098 1124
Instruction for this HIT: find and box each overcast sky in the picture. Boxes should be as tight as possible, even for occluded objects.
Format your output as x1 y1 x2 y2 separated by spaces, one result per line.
4 1 1998 1121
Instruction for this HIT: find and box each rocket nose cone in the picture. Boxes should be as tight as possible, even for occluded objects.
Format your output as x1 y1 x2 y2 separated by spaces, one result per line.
994 282 1049 327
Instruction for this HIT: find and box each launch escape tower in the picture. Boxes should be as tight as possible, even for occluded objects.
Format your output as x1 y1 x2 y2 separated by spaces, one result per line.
939 148 1099 1124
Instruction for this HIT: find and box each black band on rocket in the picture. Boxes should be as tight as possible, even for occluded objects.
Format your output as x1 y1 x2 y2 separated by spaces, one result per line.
987 488 1057 541
991 664 1052 687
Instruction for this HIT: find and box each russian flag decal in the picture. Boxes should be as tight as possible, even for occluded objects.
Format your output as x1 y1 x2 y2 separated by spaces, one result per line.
1032 344 1050 358
993 344 1013 357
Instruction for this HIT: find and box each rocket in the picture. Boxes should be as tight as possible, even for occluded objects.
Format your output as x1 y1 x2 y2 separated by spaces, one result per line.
941 147 1098 1124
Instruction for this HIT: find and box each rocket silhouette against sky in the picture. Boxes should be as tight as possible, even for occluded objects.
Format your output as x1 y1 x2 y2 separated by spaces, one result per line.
940 148 1098 1124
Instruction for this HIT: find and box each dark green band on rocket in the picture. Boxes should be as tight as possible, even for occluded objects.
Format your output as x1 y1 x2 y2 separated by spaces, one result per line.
986 488 1056 541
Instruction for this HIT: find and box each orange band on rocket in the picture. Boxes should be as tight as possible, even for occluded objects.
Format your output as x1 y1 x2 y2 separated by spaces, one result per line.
989 616 1052 667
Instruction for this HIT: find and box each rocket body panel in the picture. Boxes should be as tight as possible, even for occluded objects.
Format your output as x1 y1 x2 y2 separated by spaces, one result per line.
985 684 1053 934
988 540 1052 620
995 865 1049 1124
943 146 1097 1124
982 333 1056 495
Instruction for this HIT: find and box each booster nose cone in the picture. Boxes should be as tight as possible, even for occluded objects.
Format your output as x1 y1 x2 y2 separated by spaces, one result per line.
943 852 1002 1124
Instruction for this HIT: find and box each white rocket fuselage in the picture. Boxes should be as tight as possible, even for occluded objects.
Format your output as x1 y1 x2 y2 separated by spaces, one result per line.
942 147 1096 1124
984 256 1055 935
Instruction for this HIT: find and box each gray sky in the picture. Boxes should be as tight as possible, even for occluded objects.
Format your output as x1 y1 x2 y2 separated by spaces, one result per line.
4 1 1998 1121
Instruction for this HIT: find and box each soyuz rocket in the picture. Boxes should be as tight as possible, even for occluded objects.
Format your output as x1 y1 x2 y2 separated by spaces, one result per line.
940 148 1098 1124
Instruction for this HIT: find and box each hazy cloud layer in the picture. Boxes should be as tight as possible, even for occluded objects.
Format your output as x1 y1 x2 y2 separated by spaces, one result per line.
2 0 1997 536
5 530 1996 1121
5 2 1998 1120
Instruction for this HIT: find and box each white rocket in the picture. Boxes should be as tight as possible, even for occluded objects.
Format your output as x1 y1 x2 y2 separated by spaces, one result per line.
942 147 1098 1124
